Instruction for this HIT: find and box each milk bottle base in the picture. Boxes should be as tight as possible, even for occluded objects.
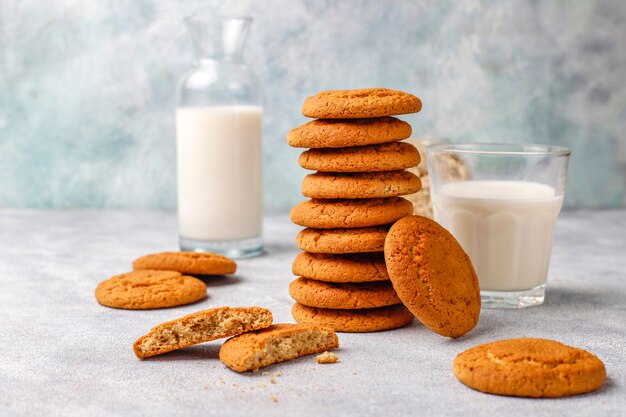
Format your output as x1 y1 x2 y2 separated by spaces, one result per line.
180 235 263 259
481 285 546 309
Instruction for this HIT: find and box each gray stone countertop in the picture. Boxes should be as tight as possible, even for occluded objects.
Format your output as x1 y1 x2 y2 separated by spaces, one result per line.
1 209 625 417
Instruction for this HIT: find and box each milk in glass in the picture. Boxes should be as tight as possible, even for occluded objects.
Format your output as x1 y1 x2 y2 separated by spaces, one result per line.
432 180 564 292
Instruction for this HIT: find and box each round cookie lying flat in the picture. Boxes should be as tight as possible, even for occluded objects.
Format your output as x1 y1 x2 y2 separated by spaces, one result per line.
133 252 236 275
384 215 481 338
302 171 421 199
453 338 606 398
292 252 389 283
297 226 388 254
291 198 413 229
95 270 206 310
299 142 421 172
289 277 400 309
287 117 411 148
302 88 422 119
292 303 413 333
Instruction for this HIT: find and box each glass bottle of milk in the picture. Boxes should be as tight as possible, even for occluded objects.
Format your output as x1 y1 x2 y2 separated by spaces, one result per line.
177 15 262 258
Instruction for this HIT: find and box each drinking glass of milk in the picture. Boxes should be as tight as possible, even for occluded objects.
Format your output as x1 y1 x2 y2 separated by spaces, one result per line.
176 15 263 258
427 144 570 308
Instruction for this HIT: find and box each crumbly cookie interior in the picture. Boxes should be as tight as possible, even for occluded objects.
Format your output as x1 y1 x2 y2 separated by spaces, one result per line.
136 309 271 357
242 329 337 371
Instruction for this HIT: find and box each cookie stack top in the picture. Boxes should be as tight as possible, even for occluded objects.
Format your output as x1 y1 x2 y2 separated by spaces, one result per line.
289 88 423 226
287 88 423 333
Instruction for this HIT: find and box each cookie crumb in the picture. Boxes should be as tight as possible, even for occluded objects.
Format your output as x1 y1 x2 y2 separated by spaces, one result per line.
316 351 340 364
261 371 270 376
274 372 282 377
271 395 278 403
270 378 277 384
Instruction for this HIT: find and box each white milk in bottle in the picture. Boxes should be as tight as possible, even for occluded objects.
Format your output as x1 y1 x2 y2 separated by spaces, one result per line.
432 180 564 292
176 106 262 246
177 15 262 257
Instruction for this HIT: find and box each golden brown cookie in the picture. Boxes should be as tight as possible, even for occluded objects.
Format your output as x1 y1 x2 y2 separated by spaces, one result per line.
289 277 400 309
453 338 606 398
133 306 273 359
287 117 411 148
291 198 413 229
292 252 389 283
302 88 422 119
292 303 413 333
297 226 389 254
132 252 236 275
95 270 206 310
384 216 481 338
299 142 421 172
302 171 421 199
219 323 339 372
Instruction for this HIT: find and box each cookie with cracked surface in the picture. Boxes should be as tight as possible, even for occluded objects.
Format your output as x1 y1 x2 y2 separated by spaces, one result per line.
291 197 412 229
287 117 411 148
453 338 606 398
384 215 481 338
302 171 421 199
289 277 400 309
299 142 421 172
292 252 389 283
95 270 206 310
133 306 273 359
292 303 413 333
219 323 339 372
302 88 422 119
297 226 389 254
133 251 236 275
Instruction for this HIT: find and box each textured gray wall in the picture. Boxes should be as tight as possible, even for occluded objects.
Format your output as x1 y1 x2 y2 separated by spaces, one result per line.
1 0 625 209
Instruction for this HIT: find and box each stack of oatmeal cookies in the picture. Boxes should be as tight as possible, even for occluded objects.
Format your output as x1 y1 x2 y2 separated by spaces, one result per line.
287 88 423 332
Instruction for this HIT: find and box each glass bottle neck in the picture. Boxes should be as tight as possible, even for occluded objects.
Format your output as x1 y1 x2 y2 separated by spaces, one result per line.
195 55 243 66
185 16 251 65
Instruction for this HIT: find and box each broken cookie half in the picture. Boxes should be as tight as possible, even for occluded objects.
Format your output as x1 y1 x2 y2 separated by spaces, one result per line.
133 306 273 359
219 323 339 372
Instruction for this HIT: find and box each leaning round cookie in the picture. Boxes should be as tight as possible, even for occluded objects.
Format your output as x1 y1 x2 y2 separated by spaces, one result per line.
287 117 411 148
297 226 389 254
95 270 206 310
302 171 421 199
299 142 421 172
453 338 606 398
302 88 422 119
289 277 401 309
384 215 481 338
133 252 236 275
292 252 389 283
292 303 414 333
291 197 413 229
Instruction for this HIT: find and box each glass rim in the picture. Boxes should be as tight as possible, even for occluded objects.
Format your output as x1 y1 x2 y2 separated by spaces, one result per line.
427 143 571 157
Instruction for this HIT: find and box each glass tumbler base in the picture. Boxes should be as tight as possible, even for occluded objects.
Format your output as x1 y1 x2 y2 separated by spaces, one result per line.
179 235 263 259
480 285 546 309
